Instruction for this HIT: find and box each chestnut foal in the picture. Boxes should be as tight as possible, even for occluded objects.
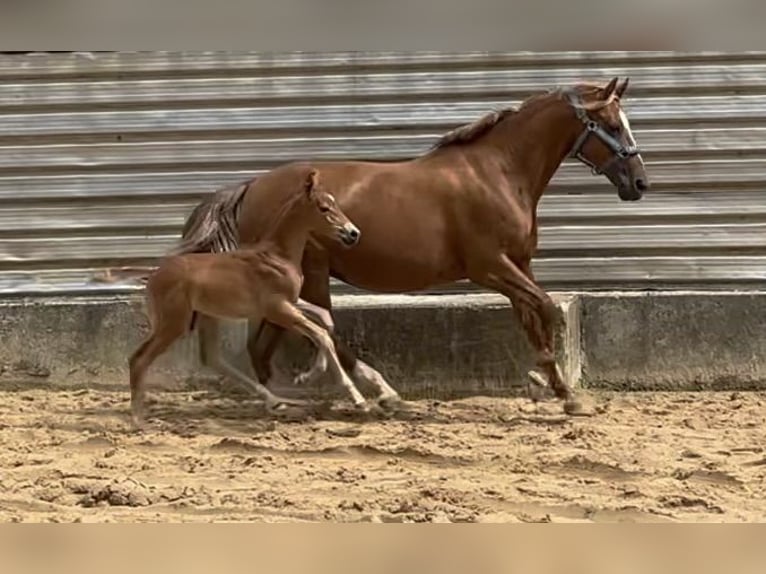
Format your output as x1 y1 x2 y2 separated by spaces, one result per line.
127 169 363 427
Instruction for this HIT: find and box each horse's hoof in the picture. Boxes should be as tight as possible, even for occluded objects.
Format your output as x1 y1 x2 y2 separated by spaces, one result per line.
563 397 593 417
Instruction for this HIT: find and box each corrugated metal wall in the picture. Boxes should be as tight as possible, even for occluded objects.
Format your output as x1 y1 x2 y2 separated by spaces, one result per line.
2 50 766 296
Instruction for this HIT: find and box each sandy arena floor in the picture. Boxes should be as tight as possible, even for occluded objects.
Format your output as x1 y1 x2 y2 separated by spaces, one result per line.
0 388 764 522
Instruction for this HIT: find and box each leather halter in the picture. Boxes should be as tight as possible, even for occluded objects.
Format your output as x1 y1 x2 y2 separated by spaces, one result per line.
563 90 640 175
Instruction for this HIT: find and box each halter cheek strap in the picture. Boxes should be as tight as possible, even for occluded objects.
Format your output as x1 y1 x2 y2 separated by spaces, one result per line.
564 90 640 175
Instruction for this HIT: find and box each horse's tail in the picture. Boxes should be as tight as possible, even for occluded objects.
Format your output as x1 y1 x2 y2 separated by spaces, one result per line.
170 179 251 256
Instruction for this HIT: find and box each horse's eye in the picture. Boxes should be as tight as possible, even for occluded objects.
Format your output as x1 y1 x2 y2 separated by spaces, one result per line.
319 206 330 213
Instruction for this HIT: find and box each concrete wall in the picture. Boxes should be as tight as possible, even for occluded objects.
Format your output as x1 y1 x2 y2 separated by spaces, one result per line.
2 291 765 398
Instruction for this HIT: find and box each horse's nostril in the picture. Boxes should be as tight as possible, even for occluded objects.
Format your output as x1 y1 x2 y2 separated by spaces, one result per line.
635 178 649 192
349 228 360 240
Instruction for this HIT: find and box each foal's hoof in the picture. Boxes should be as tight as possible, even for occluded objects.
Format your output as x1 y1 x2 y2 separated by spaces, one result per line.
130 405 146 431
130 412 166 433
563 397 593 417
526 370 555 402
353 400 388 420
293 373 310 386
293 370 321 386
265 396 309 412
354 400 372 413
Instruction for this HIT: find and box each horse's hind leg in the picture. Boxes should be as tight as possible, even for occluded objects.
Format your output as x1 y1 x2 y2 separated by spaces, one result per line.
473 255 588 416
197 314 307 410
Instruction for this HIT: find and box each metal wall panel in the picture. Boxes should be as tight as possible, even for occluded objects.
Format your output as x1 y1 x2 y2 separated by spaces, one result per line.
2 50 766 296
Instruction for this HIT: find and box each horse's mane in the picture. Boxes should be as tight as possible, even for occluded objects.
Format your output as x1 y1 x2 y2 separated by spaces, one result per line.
432 107 518 149
431 84 608 150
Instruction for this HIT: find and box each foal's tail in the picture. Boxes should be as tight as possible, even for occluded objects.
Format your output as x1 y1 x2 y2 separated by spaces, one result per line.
170 178 252 256
90 266 157 285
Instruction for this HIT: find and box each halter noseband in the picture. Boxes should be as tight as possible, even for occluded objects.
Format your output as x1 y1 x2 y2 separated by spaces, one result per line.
564 89 640 176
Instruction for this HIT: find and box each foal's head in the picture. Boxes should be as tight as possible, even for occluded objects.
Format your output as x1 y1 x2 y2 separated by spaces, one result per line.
564 77 649 202
301 169 361 247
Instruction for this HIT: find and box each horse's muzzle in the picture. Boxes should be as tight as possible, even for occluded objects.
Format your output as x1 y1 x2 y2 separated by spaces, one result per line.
339 224 361 246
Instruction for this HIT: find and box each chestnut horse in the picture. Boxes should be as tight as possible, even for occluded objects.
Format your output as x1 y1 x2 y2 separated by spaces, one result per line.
121 169 363 426
175 77 649 416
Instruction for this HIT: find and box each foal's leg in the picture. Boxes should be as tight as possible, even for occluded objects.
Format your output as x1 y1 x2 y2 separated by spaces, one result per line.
248 248 402 406
196 314 307 411
247 245 333 386
474 255 586 416
129 309 188 427
266 302 369 410
245 298 331 387
290 299 333 385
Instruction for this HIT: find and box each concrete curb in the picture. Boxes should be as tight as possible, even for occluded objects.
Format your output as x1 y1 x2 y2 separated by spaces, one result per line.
0 293 578 400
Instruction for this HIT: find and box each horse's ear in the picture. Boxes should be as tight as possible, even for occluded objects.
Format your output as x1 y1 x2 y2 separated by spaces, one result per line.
602 76 620 101
305 169 318 196
615 77 630 99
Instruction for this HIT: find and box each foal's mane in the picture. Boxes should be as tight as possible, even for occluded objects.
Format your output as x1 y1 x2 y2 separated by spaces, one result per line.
431 83 609 150
257 170 320 243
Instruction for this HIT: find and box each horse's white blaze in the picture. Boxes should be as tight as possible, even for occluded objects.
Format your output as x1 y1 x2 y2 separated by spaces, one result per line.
618 108 644 165
618 109 636 146
620 109 644 164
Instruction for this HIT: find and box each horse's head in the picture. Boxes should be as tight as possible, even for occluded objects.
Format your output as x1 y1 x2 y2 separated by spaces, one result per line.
303 169 361 247
565 77 649 201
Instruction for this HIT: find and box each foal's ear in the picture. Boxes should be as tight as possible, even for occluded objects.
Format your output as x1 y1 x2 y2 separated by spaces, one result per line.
304 169 319 197
615 77 630 99
601 76 620 101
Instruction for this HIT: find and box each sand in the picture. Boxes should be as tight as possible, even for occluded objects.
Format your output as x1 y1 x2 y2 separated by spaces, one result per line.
0 388 764 523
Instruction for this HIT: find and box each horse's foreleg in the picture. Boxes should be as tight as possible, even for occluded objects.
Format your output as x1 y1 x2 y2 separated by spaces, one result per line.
475 255 588 416
246 319 283 385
